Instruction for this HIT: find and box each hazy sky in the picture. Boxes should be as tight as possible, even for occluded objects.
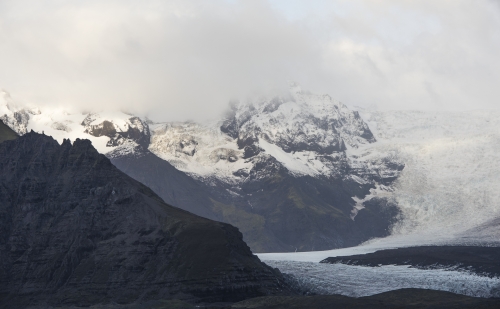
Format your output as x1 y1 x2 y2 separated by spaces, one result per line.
0 0 499 121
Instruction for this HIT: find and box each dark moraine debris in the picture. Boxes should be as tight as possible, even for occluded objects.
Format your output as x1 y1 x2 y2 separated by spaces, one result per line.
0 132 293 308
321 246 500 277
232 288 500 309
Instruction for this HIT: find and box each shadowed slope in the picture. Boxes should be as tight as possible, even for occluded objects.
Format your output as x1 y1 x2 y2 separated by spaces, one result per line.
0 119 17 143
108 147 222 222
0 132 292 308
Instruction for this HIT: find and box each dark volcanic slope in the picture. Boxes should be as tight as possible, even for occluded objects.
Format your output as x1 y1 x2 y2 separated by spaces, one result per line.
109 148 222 221
233 288 500 309
0 119 18 143
321 246 500 277
0 132 292 308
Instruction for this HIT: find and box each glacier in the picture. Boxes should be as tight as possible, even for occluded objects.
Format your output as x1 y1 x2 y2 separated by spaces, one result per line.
362 109 500 244
264 260 500 298
259 109 500 298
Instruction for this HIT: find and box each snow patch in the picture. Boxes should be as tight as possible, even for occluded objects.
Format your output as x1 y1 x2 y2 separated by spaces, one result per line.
258 139 317 176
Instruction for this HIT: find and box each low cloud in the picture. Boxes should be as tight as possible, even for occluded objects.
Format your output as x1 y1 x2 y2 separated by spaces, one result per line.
0 0 499 121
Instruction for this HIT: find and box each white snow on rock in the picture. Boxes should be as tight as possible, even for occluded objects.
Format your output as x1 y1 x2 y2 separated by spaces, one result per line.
0 90 145 154
148 121 252 183
148 83 390 187
0 90 30 135
258 139 318 176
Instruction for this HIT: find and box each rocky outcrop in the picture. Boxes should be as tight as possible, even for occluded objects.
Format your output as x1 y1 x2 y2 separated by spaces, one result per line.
0 132 292 308
82 114 151 148
321 246 500 277
232 289 500 309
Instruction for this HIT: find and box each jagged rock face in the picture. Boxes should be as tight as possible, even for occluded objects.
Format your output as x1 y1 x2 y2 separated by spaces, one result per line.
223 86 372 156
0 91 31 135
82 114 151 148
149 84 382 182
0 133 291 307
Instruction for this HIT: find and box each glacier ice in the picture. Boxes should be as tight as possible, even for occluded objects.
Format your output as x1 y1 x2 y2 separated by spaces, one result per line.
265 260 500 298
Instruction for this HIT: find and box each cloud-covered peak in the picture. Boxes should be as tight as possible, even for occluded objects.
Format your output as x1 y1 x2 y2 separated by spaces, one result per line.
0 0 499 122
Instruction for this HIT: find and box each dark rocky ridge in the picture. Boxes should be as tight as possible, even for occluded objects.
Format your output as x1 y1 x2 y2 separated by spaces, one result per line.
321 246 500 277
0 132 293 308
232 288 500 309
18 289 500 308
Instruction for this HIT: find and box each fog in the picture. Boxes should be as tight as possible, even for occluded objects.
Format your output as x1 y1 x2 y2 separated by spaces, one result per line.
0 0 499 121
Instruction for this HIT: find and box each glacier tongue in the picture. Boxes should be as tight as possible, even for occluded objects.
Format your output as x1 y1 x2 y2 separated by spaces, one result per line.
264 260 500 298
358 109 500 244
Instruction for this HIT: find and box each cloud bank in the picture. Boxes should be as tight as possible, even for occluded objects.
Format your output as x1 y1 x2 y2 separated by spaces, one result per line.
0 0 499 121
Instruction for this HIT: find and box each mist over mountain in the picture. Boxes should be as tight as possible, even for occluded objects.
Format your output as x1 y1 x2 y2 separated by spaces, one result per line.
2 0 500 307
1 0 500 122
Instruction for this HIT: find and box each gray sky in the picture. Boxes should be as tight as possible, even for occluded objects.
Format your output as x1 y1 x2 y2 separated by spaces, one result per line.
0 0 499 121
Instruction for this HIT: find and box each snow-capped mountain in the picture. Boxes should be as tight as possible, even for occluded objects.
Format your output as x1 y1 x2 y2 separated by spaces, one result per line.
0 85 404 252
0 90 150 154
149 83 383 181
